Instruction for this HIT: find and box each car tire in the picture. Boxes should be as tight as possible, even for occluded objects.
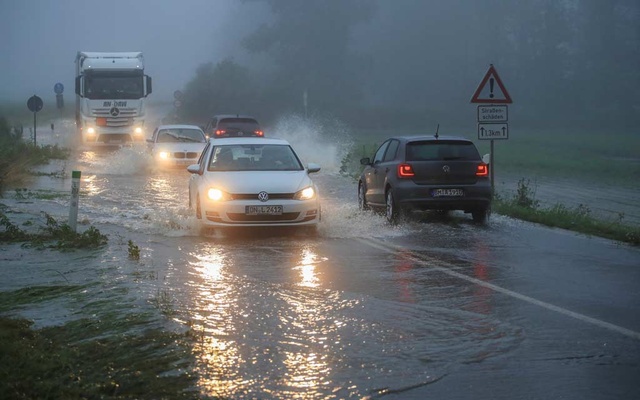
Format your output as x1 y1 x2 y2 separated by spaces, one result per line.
196 193 202 220
472 207 489 224
358 182 369 211
385 189 403 224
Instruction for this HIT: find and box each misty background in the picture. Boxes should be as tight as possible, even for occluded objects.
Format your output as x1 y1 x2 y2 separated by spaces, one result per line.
2 0 639 131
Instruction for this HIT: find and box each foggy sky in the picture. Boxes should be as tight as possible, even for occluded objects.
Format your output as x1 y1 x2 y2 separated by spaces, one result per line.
1 0 257 103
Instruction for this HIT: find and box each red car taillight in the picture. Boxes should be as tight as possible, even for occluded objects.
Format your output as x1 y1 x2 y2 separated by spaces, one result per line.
215 129 226 136
476 163 488 176
398 163 415 178
254 130 264 137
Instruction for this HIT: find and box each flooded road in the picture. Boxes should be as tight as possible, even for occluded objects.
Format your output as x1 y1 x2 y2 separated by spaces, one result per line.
2 116 639 399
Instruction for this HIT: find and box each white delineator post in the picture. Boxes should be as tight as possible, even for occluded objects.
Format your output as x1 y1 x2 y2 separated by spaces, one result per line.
69 170 81 232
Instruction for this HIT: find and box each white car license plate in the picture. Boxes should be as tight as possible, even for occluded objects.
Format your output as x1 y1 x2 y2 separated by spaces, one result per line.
433 188 464 197
246 205 283 215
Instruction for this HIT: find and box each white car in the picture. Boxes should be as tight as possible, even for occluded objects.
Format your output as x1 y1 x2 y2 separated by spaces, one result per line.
147 125 208 168
187 137 321 229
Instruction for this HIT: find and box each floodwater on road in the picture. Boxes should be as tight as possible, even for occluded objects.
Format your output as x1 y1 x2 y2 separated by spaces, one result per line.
2 115 639 399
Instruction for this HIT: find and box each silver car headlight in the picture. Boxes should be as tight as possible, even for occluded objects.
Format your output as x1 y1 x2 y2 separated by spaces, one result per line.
294 186 315 200
207 188 231 201
158 151 169 159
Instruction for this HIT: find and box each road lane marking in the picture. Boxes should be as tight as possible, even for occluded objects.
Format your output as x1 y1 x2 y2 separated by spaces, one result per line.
356 237 640 341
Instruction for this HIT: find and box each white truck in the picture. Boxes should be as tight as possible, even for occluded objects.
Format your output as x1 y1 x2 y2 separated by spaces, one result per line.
74 51 152 146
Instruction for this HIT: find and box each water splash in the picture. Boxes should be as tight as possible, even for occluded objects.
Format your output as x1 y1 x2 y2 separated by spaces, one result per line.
269 114 354 175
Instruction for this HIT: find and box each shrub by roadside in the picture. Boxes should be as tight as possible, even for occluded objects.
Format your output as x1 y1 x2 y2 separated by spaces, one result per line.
0 116 69 195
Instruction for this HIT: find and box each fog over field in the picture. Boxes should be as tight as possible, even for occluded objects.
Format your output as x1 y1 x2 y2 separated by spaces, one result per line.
2 0 639 130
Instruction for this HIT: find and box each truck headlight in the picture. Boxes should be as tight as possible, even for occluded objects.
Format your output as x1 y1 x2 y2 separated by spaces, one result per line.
87 127 96 135
134 127 143 135
159 151 169 160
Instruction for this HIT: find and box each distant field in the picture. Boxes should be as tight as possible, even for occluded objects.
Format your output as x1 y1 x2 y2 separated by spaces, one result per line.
350 128 640 187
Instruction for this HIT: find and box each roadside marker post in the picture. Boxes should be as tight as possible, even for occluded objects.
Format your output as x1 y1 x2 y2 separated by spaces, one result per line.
69 171 81 232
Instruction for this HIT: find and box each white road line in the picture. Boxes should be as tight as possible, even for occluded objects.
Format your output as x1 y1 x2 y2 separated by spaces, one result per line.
356 237 640 341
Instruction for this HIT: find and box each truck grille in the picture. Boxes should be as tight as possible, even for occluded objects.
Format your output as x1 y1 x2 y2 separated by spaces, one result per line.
91 108 139 127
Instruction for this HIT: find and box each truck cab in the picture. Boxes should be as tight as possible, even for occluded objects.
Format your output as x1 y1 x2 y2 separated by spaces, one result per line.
75 52 152 146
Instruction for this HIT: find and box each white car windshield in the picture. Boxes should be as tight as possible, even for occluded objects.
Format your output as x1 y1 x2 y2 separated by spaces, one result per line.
157 129 206 143
208 144 303 171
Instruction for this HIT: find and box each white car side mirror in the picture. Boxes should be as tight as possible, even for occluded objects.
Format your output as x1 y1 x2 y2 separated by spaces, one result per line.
307 163 321 173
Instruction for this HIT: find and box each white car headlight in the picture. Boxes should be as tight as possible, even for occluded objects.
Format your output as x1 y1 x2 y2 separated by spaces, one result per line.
134 127 143 135
86 127 96 135
294 186 315 200
207 188 231 201
159 151 169 159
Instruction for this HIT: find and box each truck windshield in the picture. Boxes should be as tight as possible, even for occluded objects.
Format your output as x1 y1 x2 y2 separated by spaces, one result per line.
84 75 144 100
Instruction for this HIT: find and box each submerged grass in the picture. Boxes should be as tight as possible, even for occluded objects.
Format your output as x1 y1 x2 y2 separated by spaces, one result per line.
0 211 108 250
0 314 200 399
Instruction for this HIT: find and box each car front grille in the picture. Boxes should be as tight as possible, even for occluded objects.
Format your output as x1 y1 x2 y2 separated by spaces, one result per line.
172 152 199 159
230 193 294 200
226 212 300 222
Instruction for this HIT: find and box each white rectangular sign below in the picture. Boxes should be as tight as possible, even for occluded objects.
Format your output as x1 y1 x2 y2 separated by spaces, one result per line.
477 105 508 122
478 123 509 140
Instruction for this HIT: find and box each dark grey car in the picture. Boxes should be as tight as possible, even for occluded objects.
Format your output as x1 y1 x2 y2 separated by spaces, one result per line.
358 135 492 223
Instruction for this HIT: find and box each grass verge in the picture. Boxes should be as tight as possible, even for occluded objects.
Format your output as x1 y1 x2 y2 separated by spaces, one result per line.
493 179 640 246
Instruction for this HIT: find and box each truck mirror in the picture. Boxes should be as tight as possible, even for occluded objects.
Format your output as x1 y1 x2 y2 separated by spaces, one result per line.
75 76 81 96
146 76 153 96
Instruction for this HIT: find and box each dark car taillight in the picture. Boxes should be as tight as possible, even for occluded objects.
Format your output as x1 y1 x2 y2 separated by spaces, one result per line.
215 129 226 137
398 163 415 178
254 130 264 137
476 163 488 176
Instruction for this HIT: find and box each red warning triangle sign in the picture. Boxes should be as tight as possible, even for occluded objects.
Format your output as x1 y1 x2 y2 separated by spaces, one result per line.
470 65 512 104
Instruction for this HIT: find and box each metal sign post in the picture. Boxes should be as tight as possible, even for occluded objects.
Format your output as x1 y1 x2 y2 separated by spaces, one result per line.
470 65 513 195
27 95 43 146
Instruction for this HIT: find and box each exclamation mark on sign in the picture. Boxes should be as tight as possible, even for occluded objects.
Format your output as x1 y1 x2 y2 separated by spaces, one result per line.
489 77 495 98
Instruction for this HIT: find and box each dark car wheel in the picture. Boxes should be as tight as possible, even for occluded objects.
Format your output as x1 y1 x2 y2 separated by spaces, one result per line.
358 182 369 211
385 189 403 224
472 207 489 224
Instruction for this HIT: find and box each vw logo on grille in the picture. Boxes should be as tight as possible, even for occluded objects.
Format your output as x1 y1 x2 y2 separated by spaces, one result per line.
443 165 450 173
109 107 120 117
257 191 269 202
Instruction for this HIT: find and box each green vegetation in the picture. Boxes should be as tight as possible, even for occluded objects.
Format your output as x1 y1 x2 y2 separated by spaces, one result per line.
475 129 640 186
494 179 640 246
0 313 198 399
0 211 108 250
128 239 141 260
0 116 70 194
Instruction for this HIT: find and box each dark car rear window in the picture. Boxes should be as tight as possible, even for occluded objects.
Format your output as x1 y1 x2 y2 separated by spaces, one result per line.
218 118 260 131
406 141 481 161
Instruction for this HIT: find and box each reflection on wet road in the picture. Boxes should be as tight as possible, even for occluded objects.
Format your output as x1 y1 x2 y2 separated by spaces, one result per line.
141 232 521 399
